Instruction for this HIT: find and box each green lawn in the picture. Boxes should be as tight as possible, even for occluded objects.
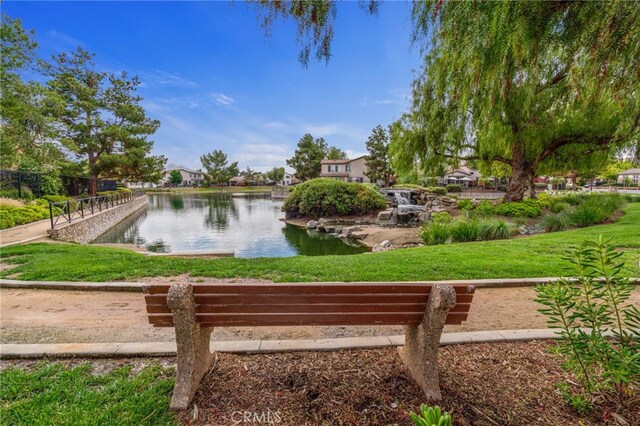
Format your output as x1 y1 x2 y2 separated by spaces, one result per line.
2 204 640 283
0 363 175 425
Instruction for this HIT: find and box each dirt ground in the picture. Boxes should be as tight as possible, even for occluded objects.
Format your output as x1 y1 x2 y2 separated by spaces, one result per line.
1 342 637 425
2 280 639 344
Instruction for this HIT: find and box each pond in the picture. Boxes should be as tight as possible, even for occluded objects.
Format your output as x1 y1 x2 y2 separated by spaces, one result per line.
93 192 369 258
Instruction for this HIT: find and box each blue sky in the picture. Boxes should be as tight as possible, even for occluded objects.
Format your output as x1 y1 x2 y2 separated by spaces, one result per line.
7 1 422 172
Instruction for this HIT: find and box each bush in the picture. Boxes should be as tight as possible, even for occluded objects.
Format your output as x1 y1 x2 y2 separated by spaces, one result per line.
549 200 570 213
494 199 542 218
471 200 495 217
456 199 473 210
282 178 387 218
477 218 516 240
0 204 50 229
41 195 75 204
426 186 448 196
430 211 452 224
449 218 479 242
0 187 34 201
568 203 610 227
534 238 640 414
445 184 462 193
541 212 572 232
419 222 450 245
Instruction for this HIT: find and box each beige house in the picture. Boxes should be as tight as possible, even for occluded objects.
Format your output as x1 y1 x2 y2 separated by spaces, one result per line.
320 156 371 183
162 167 204 186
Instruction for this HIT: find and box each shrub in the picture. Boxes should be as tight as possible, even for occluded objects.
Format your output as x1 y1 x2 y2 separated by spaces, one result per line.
494 199 542 218
391 184 427 191
445 184 462 193
456 199 473 210
430 211 452 224
541 212 572 232
426 186 448 196
449 218 479 242
471 200 495 217
282 178 387 218
410 405 452 426
549 200 570 213
568 203 610 227
0 187 34 201
419 222 450 245
41 195 75 204
477 219 516 240
534 238 640 414
0 204 51 229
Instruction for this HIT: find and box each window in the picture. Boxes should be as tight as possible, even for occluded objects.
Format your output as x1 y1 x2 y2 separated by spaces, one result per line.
346 164 352 172
328 165 340 173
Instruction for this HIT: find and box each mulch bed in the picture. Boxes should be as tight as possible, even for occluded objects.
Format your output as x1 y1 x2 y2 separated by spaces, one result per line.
181 341 638 425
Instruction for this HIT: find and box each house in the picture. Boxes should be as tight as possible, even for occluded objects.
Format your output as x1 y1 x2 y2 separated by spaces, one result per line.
163 167 205 186
319 156 371 183
438 166 481 187
228 176 245 186
279 172 300 186
617 168 640 186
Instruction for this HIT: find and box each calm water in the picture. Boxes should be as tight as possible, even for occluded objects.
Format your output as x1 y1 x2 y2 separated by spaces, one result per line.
94 193 369 258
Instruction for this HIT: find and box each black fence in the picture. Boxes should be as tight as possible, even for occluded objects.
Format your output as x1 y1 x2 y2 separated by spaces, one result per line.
49 189 146 229
0 169 117 199
0 169 43 198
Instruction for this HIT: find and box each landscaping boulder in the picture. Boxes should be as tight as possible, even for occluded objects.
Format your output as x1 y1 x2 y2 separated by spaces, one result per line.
324 225 336 233
350 231 368 240
418 212 431 223
306 220 319 230
341 225 362 237
377 209 394 221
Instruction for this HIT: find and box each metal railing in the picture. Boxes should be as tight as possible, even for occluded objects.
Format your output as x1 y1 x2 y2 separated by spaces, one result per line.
49 190 146 229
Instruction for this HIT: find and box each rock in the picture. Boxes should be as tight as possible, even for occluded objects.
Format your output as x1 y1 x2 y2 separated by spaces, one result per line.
430 206 447 213
318 218 328 226
306 220 319 229
380 240 392 247
418 212 430 223
334 226 343 234
341 225 361 237
377 209 394 221
324 225 336 233
316 226 326 233
397 212 412 224
350 231 368 240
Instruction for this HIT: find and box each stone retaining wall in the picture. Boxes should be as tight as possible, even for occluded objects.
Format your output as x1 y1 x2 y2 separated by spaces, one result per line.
48 196 148 244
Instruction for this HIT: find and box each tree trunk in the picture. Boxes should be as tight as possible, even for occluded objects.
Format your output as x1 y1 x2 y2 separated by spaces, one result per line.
89 175 97 196
528 175 536 199
503 143 534 202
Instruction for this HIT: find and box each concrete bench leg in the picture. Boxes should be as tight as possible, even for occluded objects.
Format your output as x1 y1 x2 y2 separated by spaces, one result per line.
167 283 214 411
398 284 456 401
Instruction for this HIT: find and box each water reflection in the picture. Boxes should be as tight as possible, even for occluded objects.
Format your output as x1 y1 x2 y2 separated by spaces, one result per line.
94 193 369 258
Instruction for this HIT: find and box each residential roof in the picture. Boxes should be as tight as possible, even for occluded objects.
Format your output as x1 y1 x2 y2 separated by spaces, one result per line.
229 176 245 182
618 168 640 175
319 172 350 177
164 167 201 174
320 155 367 164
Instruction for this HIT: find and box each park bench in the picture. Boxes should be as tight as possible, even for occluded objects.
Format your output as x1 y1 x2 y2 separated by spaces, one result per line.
143 282 476 410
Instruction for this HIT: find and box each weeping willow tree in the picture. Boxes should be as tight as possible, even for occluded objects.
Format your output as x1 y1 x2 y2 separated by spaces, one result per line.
391 1 640 201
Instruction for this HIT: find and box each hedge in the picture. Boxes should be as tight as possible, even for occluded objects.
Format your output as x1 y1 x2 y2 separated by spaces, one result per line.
0 204 51 229
283 178 387 218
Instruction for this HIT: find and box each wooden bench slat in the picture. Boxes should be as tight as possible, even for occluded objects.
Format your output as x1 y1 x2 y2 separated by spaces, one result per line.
144 302 473 315
144 293 474 305
146 311 469 327
142 283 476 295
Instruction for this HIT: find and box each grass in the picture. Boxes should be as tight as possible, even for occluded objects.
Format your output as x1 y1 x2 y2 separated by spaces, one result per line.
1 204 639 282
0 363 175 425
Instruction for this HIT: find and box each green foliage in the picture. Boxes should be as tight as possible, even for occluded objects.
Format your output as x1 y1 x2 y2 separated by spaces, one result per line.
391 1 640 202
449 218 479 242
471 200 496 218
40 195 74 204
549 201 570 214
410 404 452 426
456 199 473 210
0 187 34 201
286 134 328 181
266 167 285 183
282 178 387 218
430 211 452 224
0 204 50 229
0 363 175 425
168 170 182 185
565 194 622 227
364 125 393 185
200 149 239 185
420 221 450 245
477 219 517 241
445 184 462 193
326 146 347 160
426 186 447 196
542 212 572 233
494 200 542 218
534 237 640 413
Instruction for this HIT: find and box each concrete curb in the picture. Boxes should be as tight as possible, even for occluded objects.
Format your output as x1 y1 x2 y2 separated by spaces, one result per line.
0 234 49 248
0 279 143 292
0 329 561 359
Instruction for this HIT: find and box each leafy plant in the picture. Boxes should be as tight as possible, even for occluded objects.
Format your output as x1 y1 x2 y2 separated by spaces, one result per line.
471 200 495 217
494 199 542 218
456 199 473 210
541 212 572 232
410 404 452 426
549 201 570 213
477 218 516 240
568 203 610 227
430 211 452 224
534 237 640 414
426 186 448 196
449 218 479 242
445 184 462 193
420 222 450 245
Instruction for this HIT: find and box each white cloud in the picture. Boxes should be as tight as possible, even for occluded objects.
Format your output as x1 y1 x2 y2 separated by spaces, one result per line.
303 123 342 137
48 30 85 47
145 70 197 88
212 93 235 106
345 149 368 159
232 143 292 172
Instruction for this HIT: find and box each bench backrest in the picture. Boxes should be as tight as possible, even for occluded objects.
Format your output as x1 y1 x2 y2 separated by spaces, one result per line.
143 282 476 327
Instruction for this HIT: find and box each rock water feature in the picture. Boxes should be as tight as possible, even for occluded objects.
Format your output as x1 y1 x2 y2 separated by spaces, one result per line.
376 188 457 227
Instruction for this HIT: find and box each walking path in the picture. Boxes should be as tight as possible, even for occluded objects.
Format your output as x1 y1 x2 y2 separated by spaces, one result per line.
0 219 50 247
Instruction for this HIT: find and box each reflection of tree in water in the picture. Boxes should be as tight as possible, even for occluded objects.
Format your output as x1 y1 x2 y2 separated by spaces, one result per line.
146 239 170 253
169 196 184 211
204 193 239 230
281 225 369 256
